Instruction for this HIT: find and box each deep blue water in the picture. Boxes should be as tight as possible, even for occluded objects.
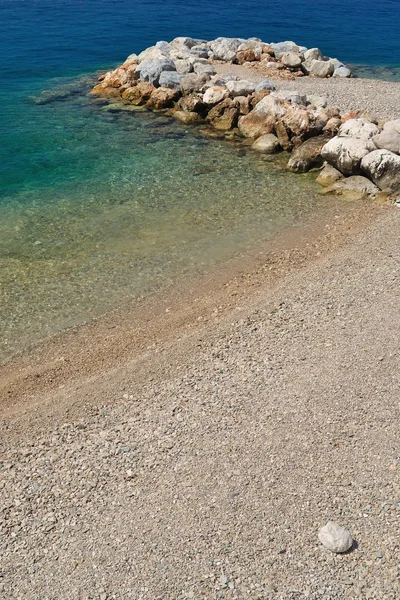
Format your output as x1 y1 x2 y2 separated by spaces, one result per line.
0 0 399 359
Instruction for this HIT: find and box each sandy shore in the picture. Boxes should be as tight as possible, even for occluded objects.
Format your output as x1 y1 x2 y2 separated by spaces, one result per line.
214 64 400 121
1 196 400 598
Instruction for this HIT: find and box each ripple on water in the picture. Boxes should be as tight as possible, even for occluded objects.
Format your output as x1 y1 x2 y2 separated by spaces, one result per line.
1 78 338 362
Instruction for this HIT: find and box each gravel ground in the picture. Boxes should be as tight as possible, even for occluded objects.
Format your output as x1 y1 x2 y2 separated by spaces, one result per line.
214 64 400 121
1 206 399 600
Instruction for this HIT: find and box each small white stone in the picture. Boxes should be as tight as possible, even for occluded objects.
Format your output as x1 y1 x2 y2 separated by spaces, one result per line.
318 521 353 553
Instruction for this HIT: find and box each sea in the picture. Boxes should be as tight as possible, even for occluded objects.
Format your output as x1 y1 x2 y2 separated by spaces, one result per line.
1 0 399 361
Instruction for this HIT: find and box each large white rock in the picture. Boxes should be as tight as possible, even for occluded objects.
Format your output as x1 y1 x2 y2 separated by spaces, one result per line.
372 129 400 154
383 119 400 134
318 522 353 553
253 94 288 118
203 85 229 105
303 47 323 61
321 136 371 175
361 149 400 192
338 118 380 141
280 52 302 68
308 59 334 78
209 37 244 61
226 79 256 97
270 41 303 57
138 42 172 62
170 37 205 49
136 58 176 86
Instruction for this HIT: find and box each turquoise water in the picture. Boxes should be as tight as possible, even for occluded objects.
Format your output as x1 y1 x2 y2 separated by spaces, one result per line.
1 0 399 360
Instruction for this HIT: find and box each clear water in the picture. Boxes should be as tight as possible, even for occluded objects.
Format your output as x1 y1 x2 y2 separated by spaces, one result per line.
1 0 399 361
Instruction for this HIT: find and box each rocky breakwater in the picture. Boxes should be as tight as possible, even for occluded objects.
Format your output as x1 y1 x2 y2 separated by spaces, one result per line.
90 37 400 202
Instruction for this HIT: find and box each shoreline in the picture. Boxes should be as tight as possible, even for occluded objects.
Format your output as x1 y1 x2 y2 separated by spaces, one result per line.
0 199 389 417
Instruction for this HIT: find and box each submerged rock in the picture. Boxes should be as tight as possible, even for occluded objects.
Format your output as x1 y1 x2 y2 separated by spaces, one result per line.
316 164 344 186
322 175 380 200
251 133 281 154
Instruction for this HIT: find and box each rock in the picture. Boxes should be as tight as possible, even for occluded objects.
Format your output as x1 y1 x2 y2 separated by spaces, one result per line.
384 119 400 134
193 63 216 77
373 130 400 154
338 118 380 141
287 136 326 172
253 95 288 119
232 95 251 115
102 63 139 88
323 117 342 136
206 98 239 131
361 149 400 193
178 94 206 115
173 110 203 125
90 83 120 98
190 45 211 59
304 47 324 61
226 80 256 97
271 90 307 105
280 52 302 68
274 121 292 151
158 71 183 90
307 59 334 78
255 80 276 92
333 65 352 78
318 522 353 553
203 86 229 106
238 112 276 138
136 59 176 86
122 81 155 105
316 164 344 186
138 42 172 62
306 95 328 109
270 41 302 57
323 176 380 200
235 49 257 64
146 87 179 109
321 137 372 175
282 106 315 137
209 37 243 61
175 59 192 74
180 73 211 95
252 133 281 153
251 90 271 107
170 37 203 50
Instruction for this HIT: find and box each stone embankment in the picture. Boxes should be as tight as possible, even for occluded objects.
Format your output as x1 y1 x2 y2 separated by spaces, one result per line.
91 36 400 202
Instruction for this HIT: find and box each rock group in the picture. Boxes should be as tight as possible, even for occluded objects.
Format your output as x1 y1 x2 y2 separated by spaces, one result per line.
91 36 400 202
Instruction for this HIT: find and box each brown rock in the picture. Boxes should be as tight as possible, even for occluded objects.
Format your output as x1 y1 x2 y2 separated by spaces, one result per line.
235 49 257 65
233 95 251 115
323 117 342 135
90 84 122 99
316 164 344 187
207 99 239 131
121 85 139 101
274 121 292 151
238 112 276 138
287 135 326 172
125 81 155 105
147 87 179 109
262 44 275 56
251 90 270 108
178 94 206 115
282 106 315 137
173 110 203 125
103 63 139 88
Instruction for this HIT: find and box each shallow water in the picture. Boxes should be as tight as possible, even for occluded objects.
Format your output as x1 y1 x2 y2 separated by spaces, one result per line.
1 79 338 360
1 0 399 361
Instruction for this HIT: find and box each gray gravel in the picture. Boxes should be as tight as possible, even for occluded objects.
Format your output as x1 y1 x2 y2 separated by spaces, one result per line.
1 207 400 599
214 64 400 121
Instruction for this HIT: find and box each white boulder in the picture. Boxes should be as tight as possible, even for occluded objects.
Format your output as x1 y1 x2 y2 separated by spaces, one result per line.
203 86 229 105
361 149 400 192
226 79 256 97
338 118 380 141
318 522 353 553
372 129 400 154
321 136 372 175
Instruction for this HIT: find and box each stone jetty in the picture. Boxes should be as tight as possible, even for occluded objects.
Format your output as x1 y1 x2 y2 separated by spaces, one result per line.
91 37 400 202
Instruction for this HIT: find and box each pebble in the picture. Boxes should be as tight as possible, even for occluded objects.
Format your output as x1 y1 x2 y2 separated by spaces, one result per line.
318 521 354 553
